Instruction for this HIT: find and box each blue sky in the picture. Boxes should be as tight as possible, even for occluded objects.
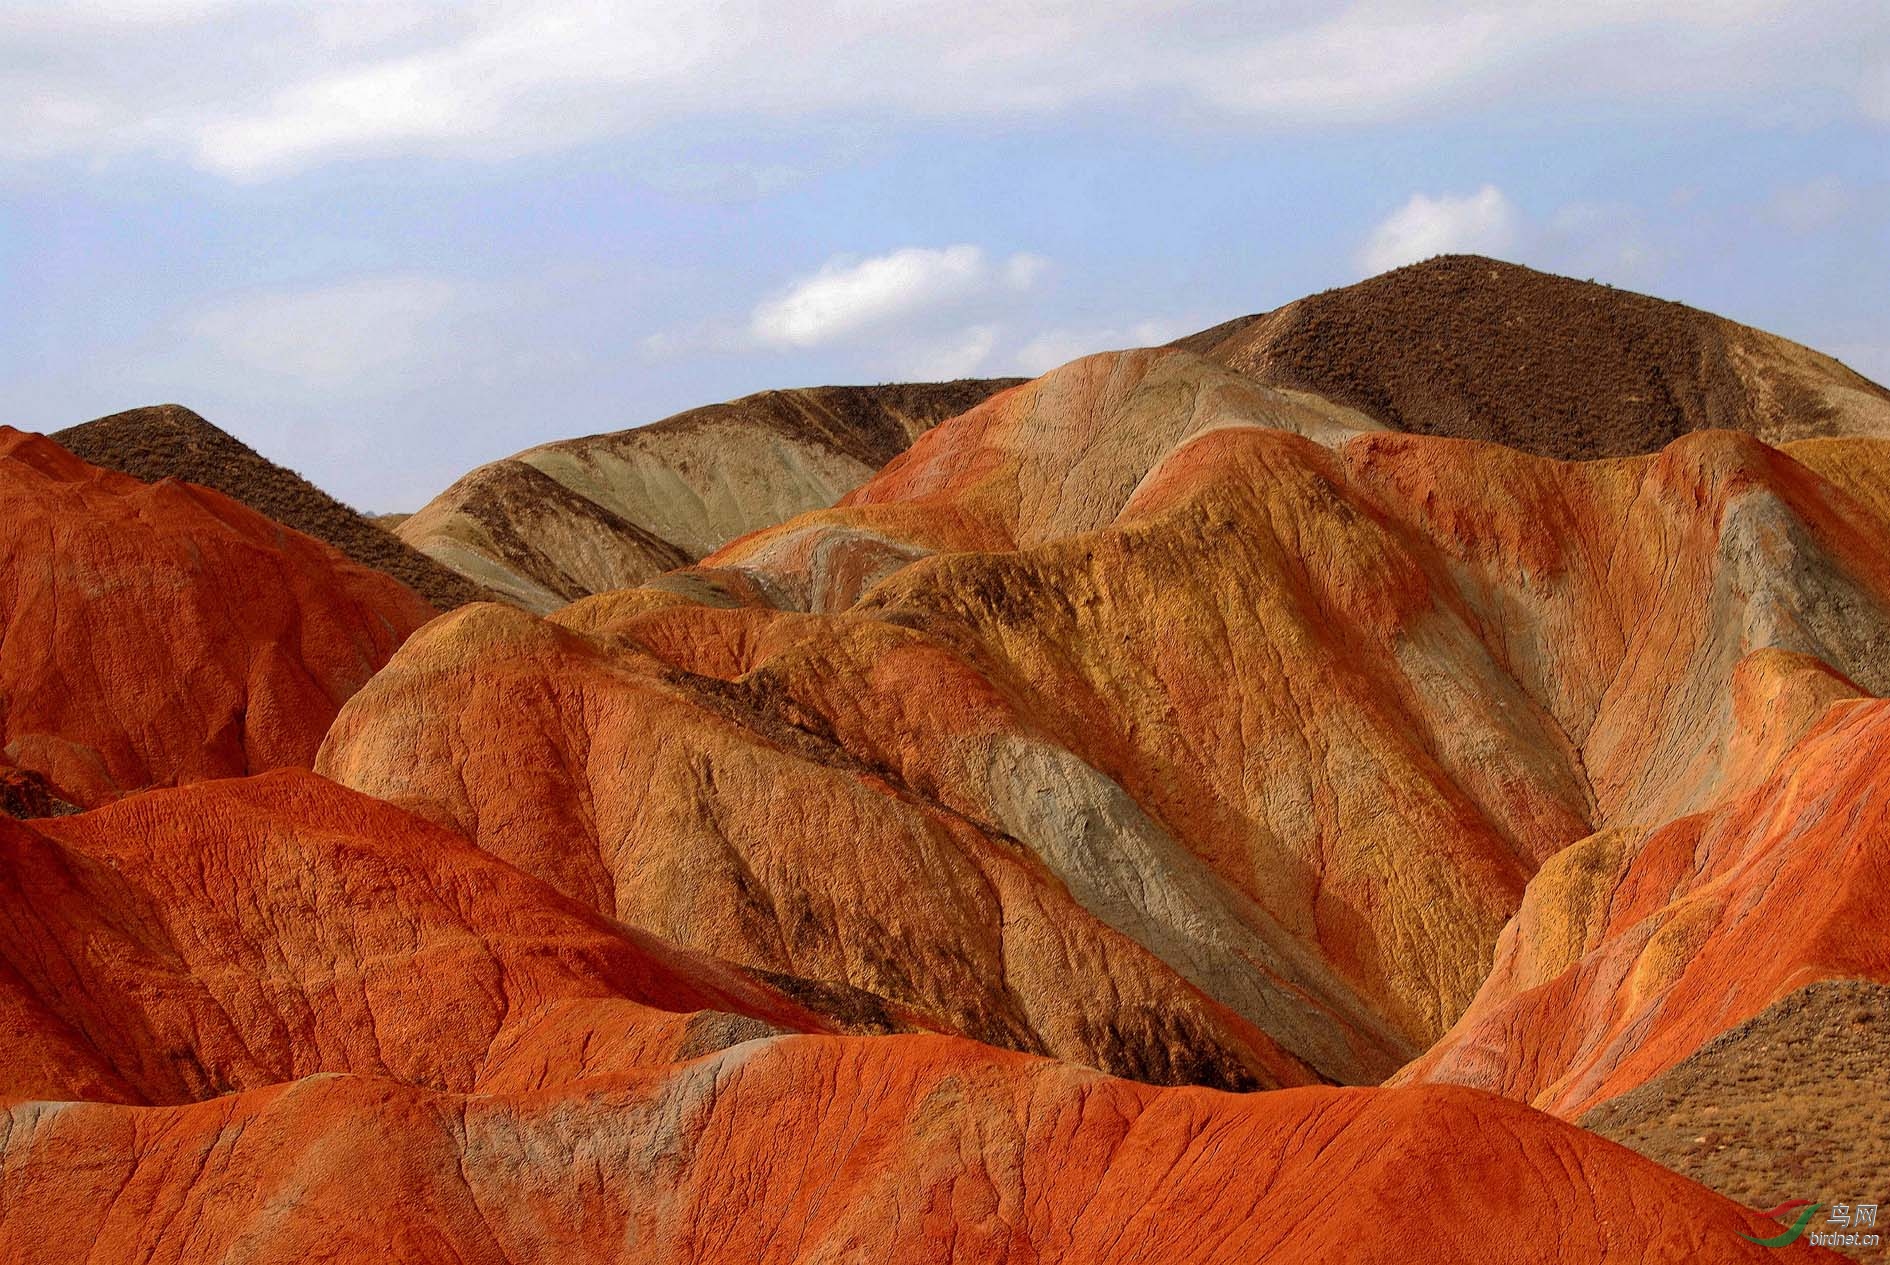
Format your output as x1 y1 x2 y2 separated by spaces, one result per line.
1 1 1886 510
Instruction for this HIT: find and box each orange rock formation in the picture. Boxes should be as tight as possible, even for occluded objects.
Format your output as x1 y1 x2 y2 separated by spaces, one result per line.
1400 698 1890 1118
0 1037 1836 1262
10 264 1890 1261
0 770 829 1106
321 344 1890 1096
0 428 436 807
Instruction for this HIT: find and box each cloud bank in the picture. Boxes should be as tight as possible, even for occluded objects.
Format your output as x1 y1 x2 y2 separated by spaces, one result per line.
1 1 1884 178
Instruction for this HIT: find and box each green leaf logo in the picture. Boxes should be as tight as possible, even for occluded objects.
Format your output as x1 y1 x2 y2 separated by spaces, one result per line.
1740 1202 1822 1248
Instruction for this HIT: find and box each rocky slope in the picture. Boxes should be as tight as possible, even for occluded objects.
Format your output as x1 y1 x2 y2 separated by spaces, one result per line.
1179 255 1890 457
54 404 487 610
317 601 1318 1090
399 379 1021 611
1394 702 1890 1260
1398 698 1890 1117
0 428 437 807
1581 978 1890 1261
0 771 842 1105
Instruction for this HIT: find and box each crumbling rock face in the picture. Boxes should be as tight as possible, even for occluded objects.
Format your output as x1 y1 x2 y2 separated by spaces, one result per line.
8 264 1890 1262
0 770 828 1105
322 353 1890 1092
317 602 1318 1091
1398 698 1890 1120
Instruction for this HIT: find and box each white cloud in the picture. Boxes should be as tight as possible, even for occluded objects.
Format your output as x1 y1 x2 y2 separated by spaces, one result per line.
749 245 1043 349
0 0 251 27
1012 318 1196 376
1356 185 1521 275
0 2 1884 178
183 275 467 388
1357 187 1667 283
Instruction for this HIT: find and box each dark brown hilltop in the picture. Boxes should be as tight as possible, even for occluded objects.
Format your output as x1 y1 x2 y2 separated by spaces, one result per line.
1582 979 1890 1262
53 404 488 610
1179 255 1890 458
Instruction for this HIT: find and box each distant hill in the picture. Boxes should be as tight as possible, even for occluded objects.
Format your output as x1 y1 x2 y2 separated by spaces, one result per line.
398 379 1023 612
1177 254 1890 458
53 404 488 610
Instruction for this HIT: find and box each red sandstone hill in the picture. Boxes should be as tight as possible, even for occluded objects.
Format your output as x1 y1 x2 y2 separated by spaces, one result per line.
382 259 1890 619
1393 697 1890 1257
0 765 1821 1260
1579 978 1890 1237
1399 696 1890 1117
0 428 437 807
320 343 1890 1106
0 771 835 1105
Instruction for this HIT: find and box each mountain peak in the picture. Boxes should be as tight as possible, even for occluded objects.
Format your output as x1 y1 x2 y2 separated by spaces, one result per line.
1185 256 1890 460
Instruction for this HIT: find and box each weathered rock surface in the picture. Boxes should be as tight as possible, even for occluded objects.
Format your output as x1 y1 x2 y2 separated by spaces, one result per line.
0 1036 1838 1264
318 602 1319 1090
343 330 1890 1074
708 349 1384 608
400 379 1021 611
0 428 438 807
0 770 828 1106
53 404 488 610
1398 700 1890 1119
321 336 1890 1092
12 264 1890 1261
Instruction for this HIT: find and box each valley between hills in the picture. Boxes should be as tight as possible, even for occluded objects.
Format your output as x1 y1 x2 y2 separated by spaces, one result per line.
2 256 1886 1263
